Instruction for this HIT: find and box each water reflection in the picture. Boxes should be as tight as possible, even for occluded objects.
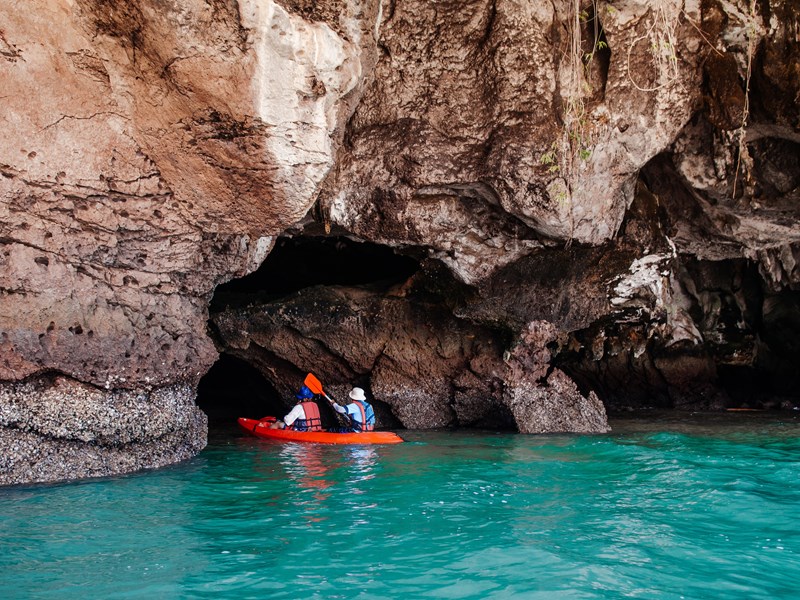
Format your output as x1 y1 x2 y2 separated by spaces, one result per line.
274 444 337 526
274 443 382 525
344 446 378 485
338 446 379 526
279 444 333 495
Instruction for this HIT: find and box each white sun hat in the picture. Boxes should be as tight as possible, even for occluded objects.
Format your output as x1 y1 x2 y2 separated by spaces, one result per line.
349 387 366 401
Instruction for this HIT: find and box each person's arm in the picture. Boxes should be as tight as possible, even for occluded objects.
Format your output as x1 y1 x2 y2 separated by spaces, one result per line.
282 404 305 427
329 399 347 414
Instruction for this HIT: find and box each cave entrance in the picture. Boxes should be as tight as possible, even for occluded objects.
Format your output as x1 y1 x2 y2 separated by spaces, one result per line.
196 353 284 425
211 235 421 310
201 235 422 426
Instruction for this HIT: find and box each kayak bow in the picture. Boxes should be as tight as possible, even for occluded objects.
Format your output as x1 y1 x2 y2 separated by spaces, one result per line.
238 417 404 445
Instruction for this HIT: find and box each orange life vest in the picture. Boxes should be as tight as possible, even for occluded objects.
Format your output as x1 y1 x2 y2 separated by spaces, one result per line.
352 400 375 432
293 401 322 432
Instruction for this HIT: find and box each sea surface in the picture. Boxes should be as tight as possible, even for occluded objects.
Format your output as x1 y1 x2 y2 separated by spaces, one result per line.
1 413 799 599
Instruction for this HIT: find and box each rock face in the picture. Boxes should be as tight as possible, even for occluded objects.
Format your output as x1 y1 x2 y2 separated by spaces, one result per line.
1 0 377 388
322 0 695 273
1 0 378 484
213 283 609 432
0 375 206 485
2 0 799 484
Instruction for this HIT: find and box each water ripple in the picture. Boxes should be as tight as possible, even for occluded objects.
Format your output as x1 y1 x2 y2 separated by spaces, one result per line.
1 418 800 599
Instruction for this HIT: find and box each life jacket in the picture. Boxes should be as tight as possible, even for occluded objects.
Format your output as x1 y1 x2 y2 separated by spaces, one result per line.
293 401 322 432
351 400 375 432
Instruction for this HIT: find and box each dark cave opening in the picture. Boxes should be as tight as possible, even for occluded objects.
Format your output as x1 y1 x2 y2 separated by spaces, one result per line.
196 353 285 424
210 235 421 311
200 235 423 424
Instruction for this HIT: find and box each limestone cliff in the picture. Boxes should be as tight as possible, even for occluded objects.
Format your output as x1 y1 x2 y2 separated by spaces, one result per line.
1 0 798 485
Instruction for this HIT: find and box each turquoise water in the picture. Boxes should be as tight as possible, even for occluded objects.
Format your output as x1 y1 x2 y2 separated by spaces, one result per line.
2 414 800 599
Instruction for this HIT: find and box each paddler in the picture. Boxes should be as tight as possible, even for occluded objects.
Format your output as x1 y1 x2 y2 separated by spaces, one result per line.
328 387 376 432
270 385 323 431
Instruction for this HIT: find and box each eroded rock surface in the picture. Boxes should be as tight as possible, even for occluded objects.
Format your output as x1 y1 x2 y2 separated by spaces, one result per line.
320 0 702 282
1 0 378 484
213 284 609 433
1 0 377 388
0 375 206 485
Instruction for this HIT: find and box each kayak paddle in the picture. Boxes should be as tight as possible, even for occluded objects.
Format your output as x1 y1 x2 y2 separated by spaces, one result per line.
304 372 349 426
304 372 332 401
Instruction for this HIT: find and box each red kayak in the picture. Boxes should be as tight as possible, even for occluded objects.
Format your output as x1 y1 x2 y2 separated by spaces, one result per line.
238 417 404 445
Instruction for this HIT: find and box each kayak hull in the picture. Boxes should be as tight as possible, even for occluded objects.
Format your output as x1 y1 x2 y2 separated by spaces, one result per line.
238 417 404 445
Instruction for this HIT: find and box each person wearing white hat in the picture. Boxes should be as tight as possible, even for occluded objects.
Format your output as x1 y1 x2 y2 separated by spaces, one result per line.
329 387 375 432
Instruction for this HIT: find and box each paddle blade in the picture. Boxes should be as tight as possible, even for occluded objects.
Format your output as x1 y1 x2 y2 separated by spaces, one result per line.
304 372 324 396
